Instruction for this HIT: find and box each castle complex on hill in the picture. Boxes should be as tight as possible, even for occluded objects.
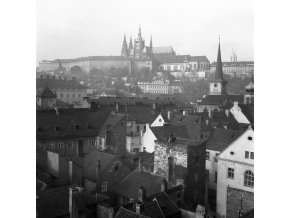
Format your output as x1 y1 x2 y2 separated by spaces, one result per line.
38 26 210 74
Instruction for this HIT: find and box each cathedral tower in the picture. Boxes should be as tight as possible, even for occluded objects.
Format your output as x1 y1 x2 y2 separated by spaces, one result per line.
121 34 128 57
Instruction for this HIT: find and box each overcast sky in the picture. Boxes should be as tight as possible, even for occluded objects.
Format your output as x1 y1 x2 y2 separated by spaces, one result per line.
37 0 253 65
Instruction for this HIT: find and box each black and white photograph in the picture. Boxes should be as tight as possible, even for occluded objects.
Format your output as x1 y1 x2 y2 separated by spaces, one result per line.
9 0 290 218
35 1 254 218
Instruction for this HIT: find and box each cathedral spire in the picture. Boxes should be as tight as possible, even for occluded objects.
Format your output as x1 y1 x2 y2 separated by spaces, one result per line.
215 37 224 80
129 36 133 49
121 34 128 57
150 35 153 48
138 25 142 38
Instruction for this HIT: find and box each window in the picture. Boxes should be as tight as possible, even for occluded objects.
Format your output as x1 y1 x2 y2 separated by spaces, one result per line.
214 153 219 162
250 152 254 159
102 181 107 192
58 141 64 149
91 139 95 146
248 136 253 141
67 93 69 98
214 83 218 87
245 151 254 159
227 168 235 179
137 126 140 132
214 172 217 183
49 141 55 149
143 125 146 132
205 170 209 181
115 163 119 172
244 170 254 187
72 94 75 98
67 141 73 149
206 151 210 160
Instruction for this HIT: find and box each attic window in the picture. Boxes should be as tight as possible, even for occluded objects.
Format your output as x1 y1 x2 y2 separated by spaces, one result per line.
159 119 162 122
230 151 234 155
248 136 253 141
54 126 60 131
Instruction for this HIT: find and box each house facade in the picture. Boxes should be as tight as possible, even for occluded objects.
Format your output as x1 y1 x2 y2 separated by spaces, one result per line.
216 126 254 218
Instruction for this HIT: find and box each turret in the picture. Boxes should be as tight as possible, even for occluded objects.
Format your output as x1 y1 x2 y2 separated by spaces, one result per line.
121 34 128 57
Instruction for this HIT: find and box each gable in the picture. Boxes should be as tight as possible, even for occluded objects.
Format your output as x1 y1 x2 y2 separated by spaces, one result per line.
218 128 254 165
230 104 250 124
151 114 165 127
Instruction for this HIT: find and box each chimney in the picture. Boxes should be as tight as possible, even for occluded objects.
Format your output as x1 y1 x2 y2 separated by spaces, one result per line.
96 160 102 192
234 101 239 107
167 111 173 121
55 107 59 116
136 203 144 215
137 186 146 203
208 110 212 119
115 102 119 113
206 119 209 126
225 109 229 117
161 179 168 192
69 187 79 218
69 160 73 184
182 110 188 116
152 102 156 110
138 157 142 172
167 156 175 183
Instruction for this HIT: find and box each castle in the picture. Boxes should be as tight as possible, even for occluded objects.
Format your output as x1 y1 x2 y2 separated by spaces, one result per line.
121 26 175 58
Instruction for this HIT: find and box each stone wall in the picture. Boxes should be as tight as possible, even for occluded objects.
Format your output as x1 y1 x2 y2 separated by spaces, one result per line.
226 187 254 218
153 141 187 180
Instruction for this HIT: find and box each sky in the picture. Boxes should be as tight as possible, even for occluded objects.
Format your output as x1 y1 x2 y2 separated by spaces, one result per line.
37 0 253 65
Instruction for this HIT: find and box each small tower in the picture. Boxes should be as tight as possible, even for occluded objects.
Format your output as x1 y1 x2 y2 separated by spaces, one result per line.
244 73 254 104
209 38 227 95
121 34 128 57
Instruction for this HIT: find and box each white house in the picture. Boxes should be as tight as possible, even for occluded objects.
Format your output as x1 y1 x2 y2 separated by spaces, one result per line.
216 126 254 218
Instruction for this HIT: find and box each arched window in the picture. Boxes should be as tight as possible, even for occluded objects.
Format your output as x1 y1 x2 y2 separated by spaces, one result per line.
244 170 254 187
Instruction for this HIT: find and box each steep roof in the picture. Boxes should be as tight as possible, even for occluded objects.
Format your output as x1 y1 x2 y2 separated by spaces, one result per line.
238 104 254 124
37 78 87 90
153 192 180 217
152 46 175 55
115 206 150 218
215 40 224 81
36 109 111 140
37 186 108 218
114 169 164 200
199 94 244 106
188 56 209 62
98 113 126 137
83 151 118 181
206 128 245 151
39 87 57 98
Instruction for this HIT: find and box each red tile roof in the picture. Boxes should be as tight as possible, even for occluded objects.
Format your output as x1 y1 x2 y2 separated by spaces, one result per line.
37 78 87 90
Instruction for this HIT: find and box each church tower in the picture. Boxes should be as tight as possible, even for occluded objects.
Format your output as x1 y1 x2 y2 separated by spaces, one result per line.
209 39 227 95
121 34 128 57
134 26 145 59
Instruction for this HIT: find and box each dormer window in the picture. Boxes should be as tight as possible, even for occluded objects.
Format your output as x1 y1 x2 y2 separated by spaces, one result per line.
248 136 253 141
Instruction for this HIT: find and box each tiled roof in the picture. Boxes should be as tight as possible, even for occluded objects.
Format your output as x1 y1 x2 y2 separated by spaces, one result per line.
153 192 180 217
199 94 244 105
238 104 254 124
39 87 57 98
123 202 165 218
98 113 126 137
36 109 111 140
37 78 87 90
153 55 190 64
83 151 118 181
206 128 245 151
150 125 189 141
115 206 150 218
37 186 108 218
188 56 209 62
114 169 164 200
152 46 175 55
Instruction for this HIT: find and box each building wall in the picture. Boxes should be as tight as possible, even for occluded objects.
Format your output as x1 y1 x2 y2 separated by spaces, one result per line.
151 114 165 127
141 124 157 153
197 104 220 113
126 135 142 153
206 149 220 190
154 141 187 180
216 128 254 218
226 187 254 218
